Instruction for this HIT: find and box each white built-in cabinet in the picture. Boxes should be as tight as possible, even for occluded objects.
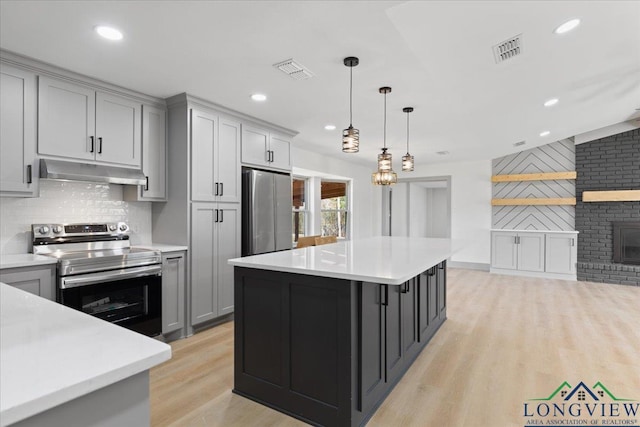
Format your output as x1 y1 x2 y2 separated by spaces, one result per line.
124 104 167 201
0 63 38 197
38 76 142 167
191 109 241 203
190 203 239 324
491 230 578 279
241 124 291 171
162 251 186 334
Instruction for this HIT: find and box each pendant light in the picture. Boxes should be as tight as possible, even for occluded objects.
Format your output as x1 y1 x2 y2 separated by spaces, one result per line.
342 57 360 153
372 87 397 186
402 107 415 172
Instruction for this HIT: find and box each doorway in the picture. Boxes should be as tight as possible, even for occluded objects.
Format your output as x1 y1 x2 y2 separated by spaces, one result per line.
386 176 451 238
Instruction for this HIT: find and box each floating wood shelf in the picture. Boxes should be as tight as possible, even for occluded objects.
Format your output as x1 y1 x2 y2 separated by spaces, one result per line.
491 171 577 183
491 197 577 206
582 190 640 202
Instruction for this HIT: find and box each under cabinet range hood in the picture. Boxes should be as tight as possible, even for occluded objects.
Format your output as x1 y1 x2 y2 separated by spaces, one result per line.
39 159 146 185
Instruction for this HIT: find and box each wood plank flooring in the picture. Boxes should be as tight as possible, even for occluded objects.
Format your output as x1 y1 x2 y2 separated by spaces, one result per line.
150 269 640 426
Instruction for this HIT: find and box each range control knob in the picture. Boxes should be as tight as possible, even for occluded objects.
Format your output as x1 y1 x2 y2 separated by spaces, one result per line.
109 224 117 231
39 226 50 235
52 225 63 234
119 224 128 232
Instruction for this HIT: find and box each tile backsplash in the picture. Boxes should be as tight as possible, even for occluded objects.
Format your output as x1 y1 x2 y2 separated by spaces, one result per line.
0 180 152 254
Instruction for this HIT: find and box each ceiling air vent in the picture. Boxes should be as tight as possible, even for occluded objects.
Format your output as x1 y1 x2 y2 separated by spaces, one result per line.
493 34 522 64
273 58 314 80
513 140 526 147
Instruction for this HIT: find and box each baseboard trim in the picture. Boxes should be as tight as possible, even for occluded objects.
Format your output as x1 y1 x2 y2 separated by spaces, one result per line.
449 261 490 271
490 268 577 281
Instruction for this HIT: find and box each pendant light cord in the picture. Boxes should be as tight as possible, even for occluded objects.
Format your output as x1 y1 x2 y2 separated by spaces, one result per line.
406 112 410 152
383 91 387 149
349 66 353 126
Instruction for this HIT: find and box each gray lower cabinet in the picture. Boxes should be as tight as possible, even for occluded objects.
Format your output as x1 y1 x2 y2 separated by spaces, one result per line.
0 264 56 300
161 251 185 334
191 203 240 326
0 62 38 197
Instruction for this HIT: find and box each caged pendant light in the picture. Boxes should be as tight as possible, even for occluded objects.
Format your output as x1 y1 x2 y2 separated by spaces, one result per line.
342 57 360 153
402 107 415 172
372 87 397 186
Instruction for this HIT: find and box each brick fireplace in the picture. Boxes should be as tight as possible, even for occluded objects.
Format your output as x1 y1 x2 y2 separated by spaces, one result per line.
575 128 640 285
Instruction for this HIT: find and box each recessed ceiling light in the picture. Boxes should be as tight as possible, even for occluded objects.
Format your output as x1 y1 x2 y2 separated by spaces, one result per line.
95 25 123 41
540 131 551 137
324 125 336 131
436 151 450 155
251 93 267 102
514 141 526 147
544 98 559 107
554 19 580 34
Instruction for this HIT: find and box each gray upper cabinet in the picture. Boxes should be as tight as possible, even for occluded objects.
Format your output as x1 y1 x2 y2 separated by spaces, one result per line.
125 104 167 201
191 109 240 203
0 63 38 197
241 125 291 171
38 76 141 167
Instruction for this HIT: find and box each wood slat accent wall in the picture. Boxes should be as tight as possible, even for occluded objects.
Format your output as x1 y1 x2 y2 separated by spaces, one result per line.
582 190 640 202
491 171 577 182
491 197 577 206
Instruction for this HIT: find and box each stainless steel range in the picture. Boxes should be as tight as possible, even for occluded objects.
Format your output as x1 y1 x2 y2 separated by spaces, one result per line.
32 222 162 336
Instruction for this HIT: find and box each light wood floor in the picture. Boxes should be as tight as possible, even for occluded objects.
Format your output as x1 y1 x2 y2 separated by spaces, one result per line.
150 269 640 426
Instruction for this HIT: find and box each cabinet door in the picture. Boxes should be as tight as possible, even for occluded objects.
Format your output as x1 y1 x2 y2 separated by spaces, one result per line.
401 279 418 359
162 252 185 334
417 272 430 342
428 268 439 327
241 125 269 167
269 133 291 171
191 203 217 325
140 105 166 200
38 76 95 161
0 267 54 300
0 64 37 196
385 284 404 383
437 261 447 320
545 234 577 274
191 109 217 201
95 92 141 167
359 283 387 416
518 233 545 272
491 232 518 270
217 204 240 316
217 118 241 203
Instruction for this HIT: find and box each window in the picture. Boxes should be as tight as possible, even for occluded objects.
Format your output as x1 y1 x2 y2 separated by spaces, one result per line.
292 178 308 242
320 181 348 239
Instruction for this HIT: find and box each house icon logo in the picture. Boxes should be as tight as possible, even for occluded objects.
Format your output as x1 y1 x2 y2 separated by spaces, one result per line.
523 381 638 426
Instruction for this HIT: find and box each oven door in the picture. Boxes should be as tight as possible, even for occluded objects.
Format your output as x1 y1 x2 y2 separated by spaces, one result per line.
58 265 162 337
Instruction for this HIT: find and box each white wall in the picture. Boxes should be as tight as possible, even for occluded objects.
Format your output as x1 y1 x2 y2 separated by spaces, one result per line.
0 180 152 254
292 146 381 239
397 160 492 265
409 184 427 237
426 187 449 238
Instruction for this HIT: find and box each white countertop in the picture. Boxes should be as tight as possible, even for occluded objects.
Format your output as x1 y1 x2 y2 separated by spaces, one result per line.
490 229 579 234
134 243 189 253
229 237 461 285
0 284 171 426
0 254 58 270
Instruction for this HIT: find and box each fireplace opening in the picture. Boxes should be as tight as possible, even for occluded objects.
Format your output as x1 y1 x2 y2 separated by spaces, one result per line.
613 222 640 265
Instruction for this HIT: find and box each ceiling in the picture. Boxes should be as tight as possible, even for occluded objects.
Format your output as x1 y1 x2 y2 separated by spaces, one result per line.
1 1 639 169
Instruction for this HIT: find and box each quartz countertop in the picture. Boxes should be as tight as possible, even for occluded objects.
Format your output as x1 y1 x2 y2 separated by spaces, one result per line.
229 236 461 285
134 244 189 253
0 254 58 270
490 229 579 234
0 284 171 426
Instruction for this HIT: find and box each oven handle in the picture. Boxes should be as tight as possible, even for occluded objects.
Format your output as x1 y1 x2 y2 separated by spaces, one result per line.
60 265 162 289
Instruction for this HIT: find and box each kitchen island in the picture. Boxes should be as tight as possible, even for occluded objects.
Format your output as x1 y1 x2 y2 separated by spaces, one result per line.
0 283 171 427
229 236 458 427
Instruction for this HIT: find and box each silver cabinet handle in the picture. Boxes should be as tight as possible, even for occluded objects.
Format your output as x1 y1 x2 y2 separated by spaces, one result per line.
60 265 162 289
